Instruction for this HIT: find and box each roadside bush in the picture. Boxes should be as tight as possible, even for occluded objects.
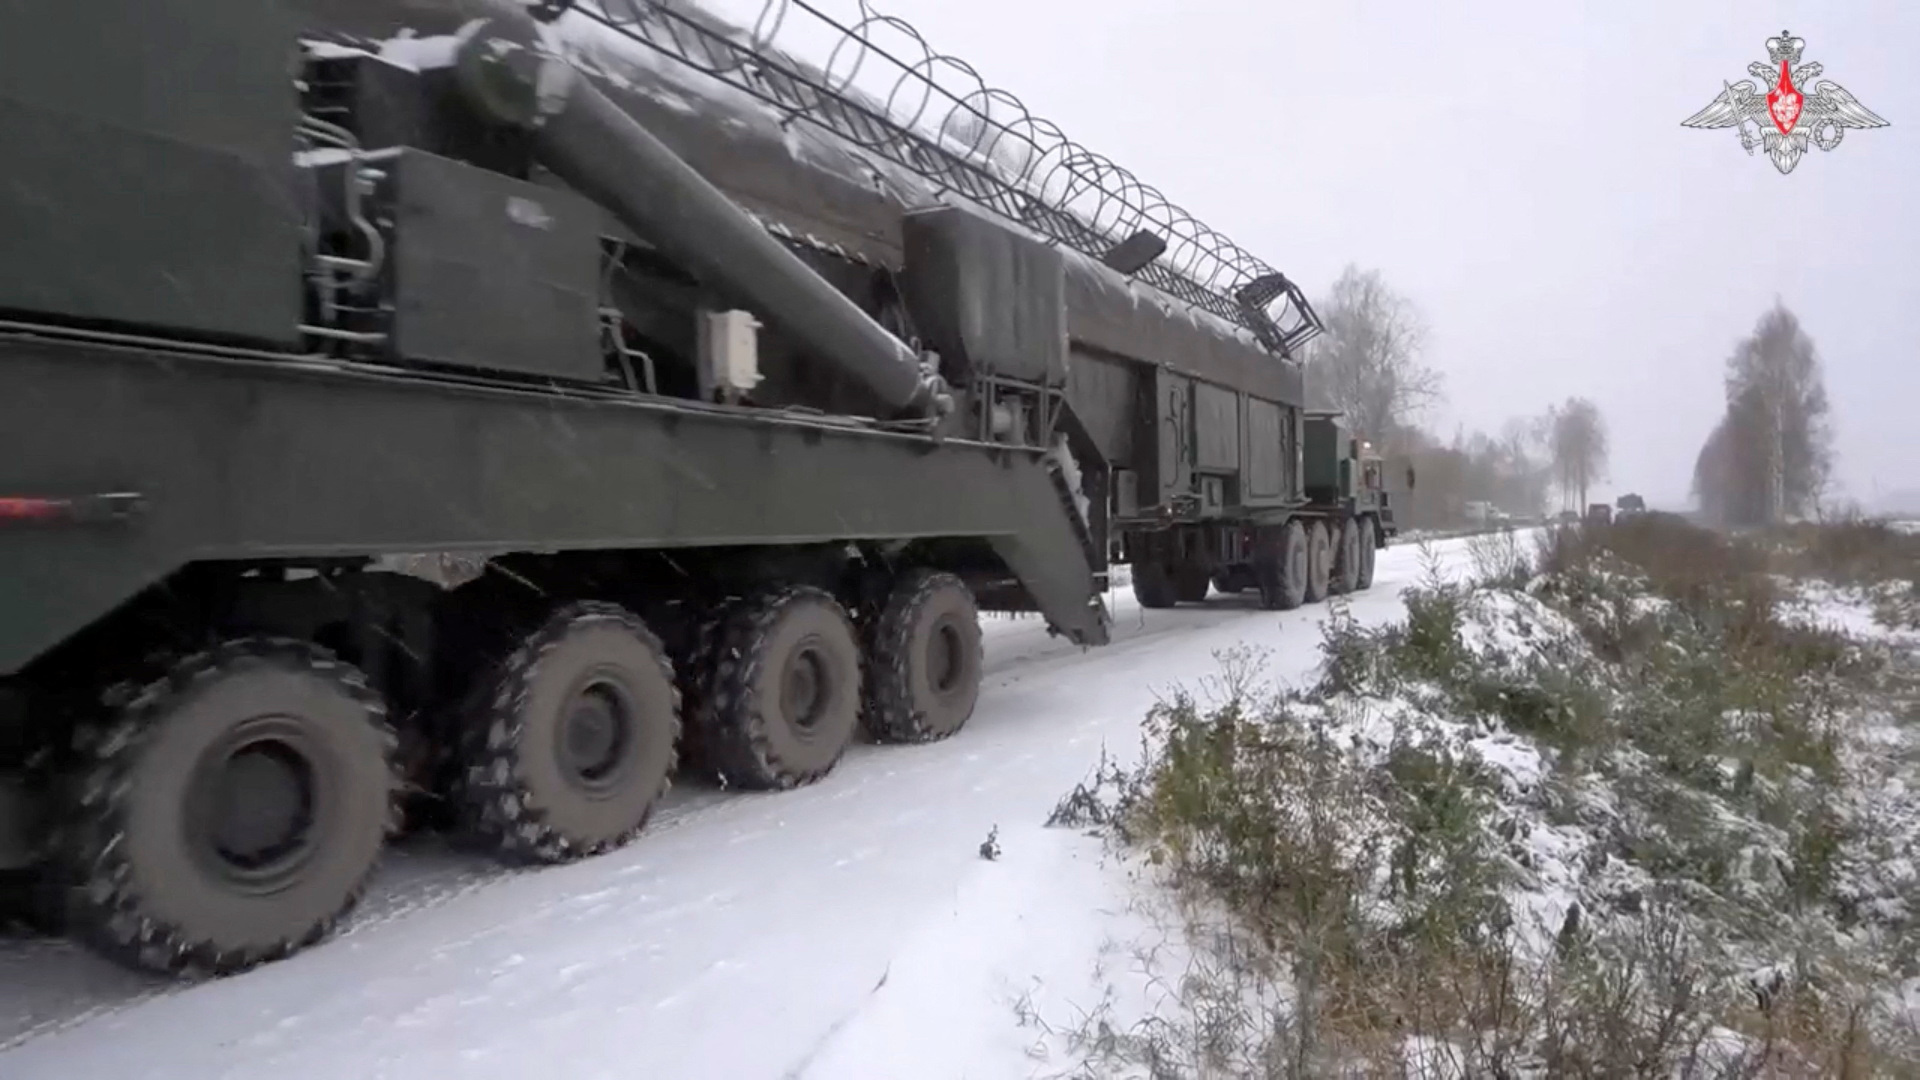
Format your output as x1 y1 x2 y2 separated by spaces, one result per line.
1766 518 1920 632
1775 517 1920 585
1045 517 1920 1077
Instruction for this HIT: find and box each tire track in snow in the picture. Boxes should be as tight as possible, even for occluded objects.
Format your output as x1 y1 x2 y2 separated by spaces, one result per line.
0 536 1482 1069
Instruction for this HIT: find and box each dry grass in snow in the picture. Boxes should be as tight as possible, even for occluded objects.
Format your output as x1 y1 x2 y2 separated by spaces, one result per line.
1038 514 1920 1078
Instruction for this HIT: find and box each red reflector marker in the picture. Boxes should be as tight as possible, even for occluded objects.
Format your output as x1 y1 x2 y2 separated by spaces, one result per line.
0 493 143 525
0 497 70 522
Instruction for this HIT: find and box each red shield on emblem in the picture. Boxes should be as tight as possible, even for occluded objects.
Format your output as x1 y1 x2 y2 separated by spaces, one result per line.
1767 60 1803 134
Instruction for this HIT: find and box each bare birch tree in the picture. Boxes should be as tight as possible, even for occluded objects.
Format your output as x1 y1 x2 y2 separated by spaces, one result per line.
1690 302 1834 526
1302 265 1443 449
1548 397 1608 511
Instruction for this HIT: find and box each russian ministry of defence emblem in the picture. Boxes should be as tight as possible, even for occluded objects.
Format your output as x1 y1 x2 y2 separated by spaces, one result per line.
1682 31 1888 174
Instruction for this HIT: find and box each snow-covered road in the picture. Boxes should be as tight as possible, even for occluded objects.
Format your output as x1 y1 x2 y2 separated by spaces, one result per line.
0 536 1476 1079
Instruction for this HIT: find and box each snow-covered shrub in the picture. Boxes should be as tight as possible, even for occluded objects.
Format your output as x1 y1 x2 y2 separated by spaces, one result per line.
1104 648 1521 1075
1050 516 1920 1076
1768 518 1920 634
1466 526 1535 590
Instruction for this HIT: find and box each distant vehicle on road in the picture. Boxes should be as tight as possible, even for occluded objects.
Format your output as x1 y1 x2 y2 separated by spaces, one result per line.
1463 501 1511 528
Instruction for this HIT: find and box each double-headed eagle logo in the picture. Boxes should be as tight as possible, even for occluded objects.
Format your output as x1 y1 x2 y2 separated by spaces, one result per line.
1683 31 1888 174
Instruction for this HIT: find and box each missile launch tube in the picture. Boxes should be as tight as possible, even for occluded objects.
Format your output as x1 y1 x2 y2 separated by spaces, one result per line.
451 6 950 420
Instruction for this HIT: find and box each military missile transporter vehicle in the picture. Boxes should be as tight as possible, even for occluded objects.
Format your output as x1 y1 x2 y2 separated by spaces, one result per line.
0 0 1393 977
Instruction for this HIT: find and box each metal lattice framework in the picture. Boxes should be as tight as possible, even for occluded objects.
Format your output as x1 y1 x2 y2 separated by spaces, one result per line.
563 0 1323 356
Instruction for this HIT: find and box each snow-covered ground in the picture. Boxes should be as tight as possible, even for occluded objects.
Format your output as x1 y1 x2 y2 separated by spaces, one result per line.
0 537 1483 1079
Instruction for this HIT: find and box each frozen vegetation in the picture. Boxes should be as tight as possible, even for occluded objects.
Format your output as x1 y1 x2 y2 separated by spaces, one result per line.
1019 515 1920 1078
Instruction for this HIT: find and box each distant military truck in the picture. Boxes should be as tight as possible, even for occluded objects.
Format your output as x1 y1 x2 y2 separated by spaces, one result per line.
1615 493 1647 518
1120 411 1397 609
1586 503 1615 526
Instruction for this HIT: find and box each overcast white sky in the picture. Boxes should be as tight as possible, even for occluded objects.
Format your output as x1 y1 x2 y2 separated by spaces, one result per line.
818 0 1916 508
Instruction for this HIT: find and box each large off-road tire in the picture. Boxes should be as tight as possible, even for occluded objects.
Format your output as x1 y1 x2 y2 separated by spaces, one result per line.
455 602 679 864
1332 517 1363 595
863 570 984 744
1256 520 1310 611
1356 516 1379 590
695 586 864 790
61 638 400 977
1173 563 1212 603
1131 559 1179 609
1305 521 1334 603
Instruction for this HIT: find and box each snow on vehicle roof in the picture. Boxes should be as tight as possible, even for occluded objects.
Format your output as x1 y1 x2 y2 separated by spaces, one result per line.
556 0 1317 356
298 0 1316 359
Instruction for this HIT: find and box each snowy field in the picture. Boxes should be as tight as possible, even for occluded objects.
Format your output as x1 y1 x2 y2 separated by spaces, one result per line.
0 536 1483 1078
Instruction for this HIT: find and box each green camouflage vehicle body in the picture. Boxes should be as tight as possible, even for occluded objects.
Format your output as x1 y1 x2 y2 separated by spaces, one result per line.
0 0 1370 977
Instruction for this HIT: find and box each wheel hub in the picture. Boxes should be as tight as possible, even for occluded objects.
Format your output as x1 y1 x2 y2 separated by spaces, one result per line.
556 676 635 793
927 620 963 694
186 716 322 892
781 637 833 731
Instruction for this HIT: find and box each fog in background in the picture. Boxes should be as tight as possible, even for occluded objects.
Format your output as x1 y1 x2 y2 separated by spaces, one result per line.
855 0 1916 509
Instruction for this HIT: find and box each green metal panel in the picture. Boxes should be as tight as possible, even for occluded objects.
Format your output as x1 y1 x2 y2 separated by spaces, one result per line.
382 151 606 382
0 334 1108 675
1303 411 1352 497
1192 381 1239 473
1063 345 1138 462
0 0 305 346
1244 397 1286 499
899 205 1067 387
1153 369 1194 504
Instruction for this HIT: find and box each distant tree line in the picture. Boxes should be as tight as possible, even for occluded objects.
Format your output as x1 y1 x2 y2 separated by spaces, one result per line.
1303 264 1610 529
1691 301 1835 526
